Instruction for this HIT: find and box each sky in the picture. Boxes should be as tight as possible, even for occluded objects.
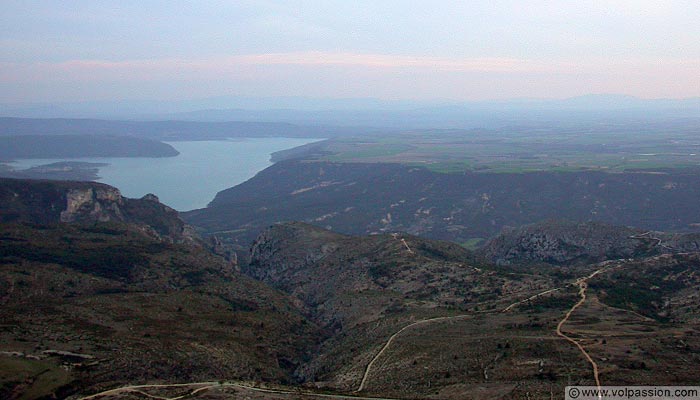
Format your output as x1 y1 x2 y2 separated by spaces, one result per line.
1 1 699 103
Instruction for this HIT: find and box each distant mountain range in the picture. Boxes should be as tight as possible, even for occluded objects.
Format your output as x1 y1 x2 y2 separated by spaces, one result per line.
2 94 698 129
0 117 355 140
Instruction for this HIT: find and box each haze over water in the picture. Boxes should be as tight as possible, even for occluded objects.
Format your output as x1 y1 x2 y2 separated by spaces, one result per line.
10 138 320 211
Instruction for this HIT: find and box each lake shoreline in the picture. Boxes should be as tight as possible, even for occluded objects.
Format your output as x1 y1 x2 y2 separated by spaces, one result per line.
5 138 323 211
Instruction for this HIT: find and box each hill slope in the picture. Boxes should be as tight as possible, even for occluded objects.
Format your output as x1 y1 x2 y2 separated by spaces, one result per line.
0 180 317 399
247 222 562 390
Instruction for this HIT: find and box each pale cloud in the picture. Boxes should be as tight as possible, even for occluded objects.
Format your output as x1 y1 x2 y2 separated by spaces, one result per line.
227 53 572 73
1 52 699 101
0 52 584 81
2 51 697 79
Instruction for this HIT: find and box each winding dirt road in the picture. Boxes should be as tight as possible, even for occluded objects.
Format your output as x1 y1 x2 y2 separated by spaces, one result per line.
356 313 476 392
357 264 618 393
555 267 609 393
629 231 674 251
358 279 575 391
80 381 401 400
83 260 623 398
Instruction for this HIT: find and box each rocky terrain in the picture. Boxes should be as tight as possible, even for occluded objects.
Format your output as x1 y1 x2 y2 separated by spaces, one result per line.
247 222 563 391
248 222 508 326
479 220 700 265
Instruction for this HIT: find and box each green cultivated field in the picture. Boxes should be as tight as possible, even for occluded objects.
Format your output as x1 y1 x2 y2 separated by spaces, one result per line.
303 128 700 173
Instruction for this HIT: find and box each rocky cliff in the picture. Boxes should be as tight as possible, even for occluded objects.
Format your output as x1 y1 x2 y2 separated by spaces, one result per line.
0 178 186 241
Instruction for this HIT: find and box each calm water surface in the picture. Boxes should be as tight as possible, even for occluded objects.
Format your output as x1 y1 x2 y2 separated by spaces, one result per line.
10 138 320 211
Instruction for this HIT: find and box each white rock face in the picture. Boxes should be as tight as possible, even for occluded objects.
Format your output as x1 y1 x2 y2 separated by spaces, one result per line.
60 187 124 223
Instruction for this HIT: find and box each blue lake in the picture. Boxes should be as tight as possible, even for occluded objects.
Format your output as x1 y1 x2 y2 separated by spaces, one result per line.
10 138 321 211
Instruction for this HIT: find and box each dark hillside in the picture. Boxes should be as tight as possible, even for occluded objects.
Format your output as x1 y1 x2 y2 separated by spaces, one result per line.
184 160 700 250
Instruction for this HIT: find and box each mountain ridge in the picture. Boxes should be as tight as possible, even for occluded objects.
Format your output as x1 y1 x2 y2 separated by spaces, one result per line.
183 160 700 255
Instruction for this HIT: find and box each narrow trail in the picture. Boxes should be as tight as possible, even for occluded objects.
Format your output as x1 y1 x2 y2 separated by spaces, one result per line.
593 298 655 322
501 287 562 312
86 262 629 398
390 233 414 255
79 382 217 400
400 238 413 254
79 381 402 400
629 231 675 251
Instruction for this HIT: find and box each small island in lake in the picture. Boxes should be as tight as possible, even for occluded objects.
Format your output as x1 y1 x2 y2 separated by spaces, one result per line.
0 161 109 181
